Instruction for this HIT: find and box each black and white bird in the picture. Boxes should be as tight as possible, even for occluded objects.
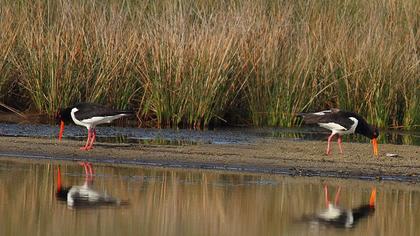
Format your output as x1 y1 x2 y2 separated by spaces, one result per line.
56 103 133 150
298 109 379 156
304 186 376 229
56 162 128 209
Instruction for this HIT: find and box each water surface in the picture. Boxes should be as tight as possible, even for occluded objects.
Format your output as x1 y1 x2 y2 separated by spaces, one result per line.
0 158 419 236
0 123 419 146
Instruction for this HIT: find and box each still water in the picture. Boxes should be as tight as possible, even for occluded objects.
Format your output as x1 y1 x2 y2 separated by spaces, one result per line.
0 123 419 146
0 157 419 236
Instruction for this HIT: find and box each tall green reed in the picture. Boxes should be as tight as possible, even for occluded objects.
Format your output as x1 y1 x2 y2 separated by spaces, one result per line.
0 0 418 129
0 5 19 101
135 2 243 128
8 0 141 114
244 0 419 128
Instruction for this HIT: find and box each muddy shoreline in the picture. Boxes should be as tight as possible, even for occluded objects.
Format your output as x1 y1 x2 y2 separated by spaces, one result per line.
0 136 419 182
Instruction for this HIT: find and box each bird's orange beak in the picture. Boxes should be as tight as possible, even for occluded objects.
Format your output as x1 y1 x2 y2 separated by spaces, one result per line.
57 166 62 192
58 120 65 141
369 187 376 207
372 138 378 156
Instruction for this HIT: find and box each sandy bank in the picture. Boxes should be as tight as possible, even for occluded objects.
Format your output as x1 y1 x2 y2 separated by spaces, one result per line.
0 136 419 182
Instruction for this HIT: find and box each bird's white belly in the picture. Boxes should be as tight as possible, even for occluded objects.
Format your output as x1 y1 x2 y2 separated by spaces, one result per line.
81 114 126 126
67 185 101 207
70 108 127 129
319 117 358 135
318 204 341 220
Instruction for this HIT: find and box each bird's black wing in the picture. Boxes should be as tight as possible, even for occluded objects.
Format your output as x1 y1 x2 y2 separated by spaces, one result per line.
351 205 375 225
74 103 133 120
299 109 355 130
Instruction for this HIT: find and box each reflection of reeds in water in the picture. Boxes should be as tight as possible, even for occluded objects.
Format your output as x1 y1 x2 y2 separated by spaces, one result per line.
1 159 420 235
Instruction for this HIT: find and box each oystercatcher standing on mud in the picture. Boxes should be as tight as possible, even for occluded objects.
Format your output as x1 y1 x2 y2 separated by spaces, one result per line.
298 109 379 156
56 103 133 150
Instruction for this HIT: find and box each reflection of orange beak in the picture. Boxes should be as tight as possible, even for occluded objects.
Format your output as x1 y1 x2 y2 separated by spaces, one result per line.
369 187 376 207
57 166 62 192
372 138 378 156
58 121 64 141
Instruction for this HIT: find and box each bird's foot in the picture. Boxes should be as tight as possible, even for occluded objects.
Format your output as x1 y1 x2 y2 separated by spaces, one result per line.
80 146 92 151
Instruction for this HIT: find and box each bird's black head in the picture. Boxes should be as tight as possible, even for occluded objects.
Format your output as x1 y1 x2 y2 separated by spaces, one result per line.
56 165 70 201
355 120 379 140
358 125 379 156
55 107 72 124
56 107 73 141
371 126 379 139
56 187 70 201
361 125 379 139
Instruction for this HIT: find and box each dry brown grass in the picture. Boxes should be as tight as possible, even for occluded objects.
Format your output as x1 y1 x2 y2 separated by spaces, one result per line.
0 0 418 128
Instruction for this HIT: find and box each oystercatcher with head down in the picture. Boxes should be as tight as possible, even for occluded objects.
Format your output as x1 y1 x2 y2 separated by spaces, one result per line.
56 103 133 150
303 185 376 229
56 163 128 208
298 109 379 156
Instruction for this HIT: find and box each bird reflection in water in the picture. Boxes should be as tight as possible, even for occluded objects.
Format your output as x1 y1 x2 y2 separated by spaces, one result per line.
303 185 376 229
55 162 129 209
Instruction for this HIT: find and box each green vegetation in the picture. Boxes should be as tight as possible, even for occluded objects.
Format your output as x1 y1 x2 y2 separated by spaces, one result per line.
0 0 418 129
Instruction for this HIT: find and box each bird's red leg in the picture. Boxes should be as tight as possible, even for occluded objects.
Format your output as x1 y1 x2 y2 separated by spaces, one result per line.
86 162 94 182
87 162 93 175
334 186 341 205
79 162 89 175
79 162 93 183
326 133 335 155
337 136 344 154
80 129 92 150
324 185 329 207
87 129 96 150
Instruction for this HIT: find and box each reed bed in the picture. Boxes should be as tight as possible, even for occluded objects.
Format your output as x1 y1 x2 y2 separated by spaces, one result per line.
0 0 418 129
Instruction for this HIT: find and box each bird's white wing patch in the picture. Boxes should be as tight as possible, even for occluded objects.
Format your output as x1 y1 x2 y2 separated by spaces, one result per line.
67 185 102 207
71 107 129 129
319 117 358 135
313 110 332 115
318 204 342 220
81 114 128 125
319 122 347 132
